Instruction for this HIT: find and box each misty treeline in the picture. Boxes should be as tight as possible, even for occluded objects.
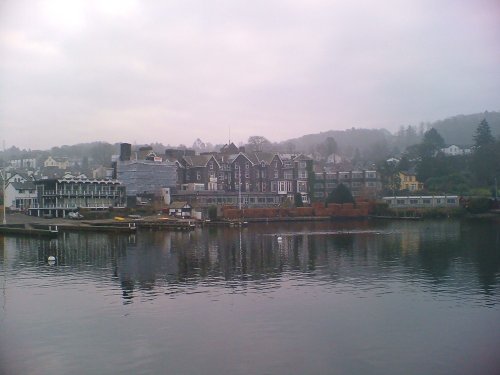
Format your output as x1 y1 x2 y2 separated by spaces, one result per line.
379 119 500 195
1 111 499 175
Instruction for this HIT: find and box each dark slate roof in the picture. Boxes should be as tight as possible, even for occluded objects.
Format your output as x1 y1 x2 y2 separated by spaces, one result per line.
182 155 211 167
169 201 191 209
220 143 239 154
7 171 30 181
251 152 275 165
9 181 36 190
292 153 313 161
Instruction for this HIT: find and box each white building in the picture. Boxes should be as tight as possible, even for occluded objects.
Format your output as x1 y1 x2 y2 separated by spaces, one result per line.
28 177 126 218
440 145 472 156
44 156 70 169
5 181 38 211
10 158 37 169
382 195 459 208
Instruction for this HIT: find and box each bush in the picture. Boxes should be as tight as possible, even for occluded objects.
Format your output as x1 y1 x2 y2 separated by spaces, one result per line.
326 183 355 205
208 206 218 221
372 202 392 216
294 193 303 207
421 207 467 218
467 198 492 214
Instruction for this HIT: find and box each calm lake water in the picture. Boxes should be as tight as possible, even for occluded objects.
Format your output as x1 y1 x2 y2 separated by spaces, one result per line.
1 219 499 375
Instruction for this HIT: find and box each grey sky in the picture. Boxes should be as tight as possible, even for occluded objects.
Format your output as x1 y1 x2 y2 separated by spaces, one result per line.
1 0 499 150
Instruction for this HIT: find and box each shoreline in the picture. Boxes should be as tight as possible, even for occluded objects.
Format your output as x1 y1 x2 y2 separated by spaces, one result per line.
0 210 498 236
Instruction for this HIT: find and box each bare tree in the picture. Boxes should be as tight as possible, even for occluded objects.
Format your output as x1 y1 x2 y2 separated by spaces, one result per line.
247 136 271 152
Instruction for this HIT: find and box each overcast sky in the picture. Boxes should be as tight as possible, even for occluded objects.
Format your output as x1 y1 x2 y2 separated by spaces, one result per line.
1 0 499 150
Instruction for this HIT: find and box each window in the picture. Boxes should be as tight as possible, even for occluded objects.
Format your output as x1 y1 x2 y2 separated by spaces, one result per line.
298 170 307 179
278 180 293 193
274 170 279 178
365 171 377 179
246 162 249 169
196 172 201 181
447 198 456 204
297 181 307 192
209 162 214 170
284 171 293 179
299 161 306 168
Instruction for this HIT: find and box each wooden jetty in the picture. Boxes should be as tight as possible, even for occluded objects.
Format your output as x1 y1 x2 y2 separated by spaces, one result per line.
136 220 195 231
32 222 137 233
0 224 59 238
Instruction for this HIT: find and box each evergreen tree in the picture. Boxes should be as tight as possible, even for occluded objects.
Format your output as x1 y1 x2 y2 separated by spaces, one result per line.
294 193 304 207
473 119 494 149
422 128 445 155
326 183 355 204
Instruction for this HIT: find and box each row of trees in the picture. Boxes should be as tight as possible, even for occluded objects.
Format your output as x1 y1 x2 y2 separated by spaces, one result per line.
381 119 499 196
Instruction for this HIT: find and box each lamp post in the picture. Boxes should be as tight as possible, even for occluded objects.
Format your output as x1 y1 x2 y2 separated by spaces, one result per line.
1 167 6 225
495 177 498 201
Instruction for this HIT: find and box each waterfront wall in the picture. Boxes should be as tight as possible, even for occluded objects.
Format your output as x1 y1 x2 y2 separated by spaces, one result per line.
222 201 372 220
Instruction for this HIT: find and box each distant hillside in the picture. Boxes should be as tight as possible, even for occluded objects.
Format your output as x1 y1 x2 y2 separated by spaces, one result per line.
280 128 393 157
430 111 500 146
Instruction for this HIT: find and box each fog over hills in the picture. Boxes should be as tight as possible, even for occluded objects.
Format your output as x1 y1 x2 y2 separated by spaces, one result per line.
279 111 500 153
429 111 500 145
1 111 498 163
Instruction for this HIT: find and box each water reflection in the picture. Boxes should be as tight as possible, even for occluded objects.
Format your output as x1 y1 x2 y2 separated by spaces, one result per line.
1 220 498 307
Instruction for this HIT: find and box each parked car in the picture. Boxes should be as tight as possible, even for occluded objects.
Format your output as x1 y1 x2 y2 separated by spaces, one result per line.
68 212 84 219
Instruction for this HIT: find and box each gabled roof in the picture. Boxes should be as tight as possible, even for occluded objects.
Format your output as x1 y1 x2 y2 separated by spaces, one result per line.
252 152 275 165
270 154 284 165
8 181 36 190
169 201 191 209
220 142 239 154
183 154 221 168
399 170 417 177
182 155 212 168
7 171 30 181
292 153 312 161
231 152 255 165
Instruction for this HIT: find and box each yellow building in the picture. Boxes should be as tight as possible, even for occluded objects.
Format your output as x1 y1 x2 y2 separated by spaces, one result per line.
44 156 70 170
398 171 424 191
